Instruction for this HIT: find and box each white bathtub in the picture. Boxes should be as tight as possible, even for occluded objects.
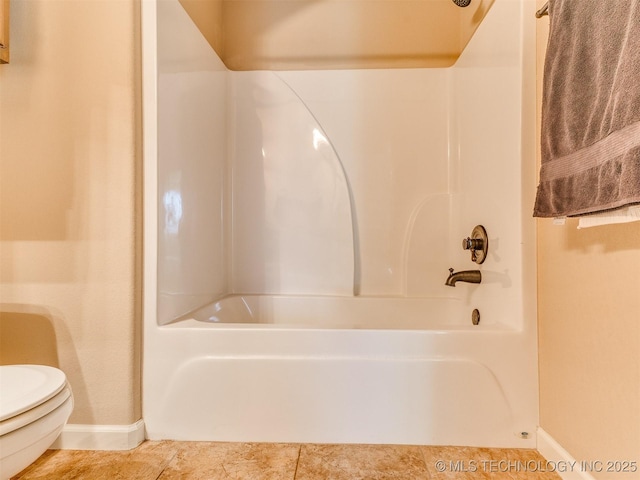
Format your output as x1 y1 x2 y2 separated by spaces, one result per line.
143 294 538 448
143 0 538 450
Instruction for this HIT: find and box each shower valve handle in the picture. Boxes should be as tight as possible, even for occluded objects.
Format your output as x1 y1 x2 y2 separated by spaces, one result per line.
462 237 482 262
461 225 489 264
462 237 484 251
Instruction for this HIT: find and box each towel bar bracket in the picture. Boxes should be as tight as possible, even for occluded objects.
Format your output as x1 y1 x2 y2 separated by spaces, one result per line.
536 2 549 18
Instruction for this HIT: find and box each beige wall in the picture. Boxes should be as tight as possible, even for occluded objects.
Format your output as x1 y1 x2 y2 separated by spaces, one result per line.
178 0 223 57
536 4 640 477
180 0 494 70
0 0 141 425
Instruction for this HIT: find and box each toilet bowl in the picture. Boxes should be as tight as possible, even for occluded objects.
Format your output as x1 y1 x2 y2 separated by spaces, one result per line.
0 365 73 480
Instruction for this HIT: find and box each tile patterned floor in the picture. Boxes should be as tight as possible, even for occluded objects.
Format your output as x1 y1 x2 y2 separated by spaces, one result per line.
13 442 562 479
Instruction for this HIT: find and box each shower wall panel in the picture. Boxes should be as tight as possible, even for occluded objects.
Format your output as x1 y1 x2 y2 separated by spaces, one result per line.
229 72 355 296
449 0 536 331
155 0 535 320
273 70 452 296
157 0 228 324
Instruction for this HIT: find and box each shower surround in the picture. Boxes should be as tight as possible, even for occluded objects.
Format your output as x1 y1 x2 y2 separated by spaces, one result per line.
143 0 538 447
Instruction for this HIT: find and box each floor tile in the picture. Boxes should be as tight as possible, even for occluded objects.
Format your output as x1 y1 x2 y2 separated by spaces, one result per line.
12 441 179 480
157 442 300 480
295 444 429 480
12 441 564 480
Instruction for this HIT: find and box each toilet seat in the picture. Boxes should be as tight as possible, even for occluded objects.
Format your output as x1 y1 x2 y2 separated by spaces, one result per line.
0 386 72 437
0 365 67 422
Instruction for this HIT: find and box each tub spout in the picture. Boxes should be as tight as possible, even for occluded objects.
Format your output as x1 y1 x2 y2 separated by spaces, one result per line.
445 268 481 287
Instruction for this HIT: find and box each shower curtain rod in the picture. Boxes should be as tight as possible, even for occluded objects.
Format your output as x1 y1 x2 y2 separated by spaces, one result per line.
536 2 549 18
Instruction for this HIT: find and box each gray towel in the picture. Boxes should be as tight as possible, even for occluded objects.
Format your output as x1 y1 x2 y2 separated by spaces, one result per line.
533 0 640 218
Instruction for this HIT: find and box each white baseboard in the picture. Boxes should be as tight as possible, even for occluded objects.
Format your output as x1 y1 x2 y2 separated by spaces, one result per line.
537 427 597 480
50 419 145 451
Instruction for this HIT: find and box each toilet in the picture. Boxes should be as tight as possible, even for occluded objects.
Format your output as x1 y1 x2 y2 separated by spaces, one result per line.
0 365 73 480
